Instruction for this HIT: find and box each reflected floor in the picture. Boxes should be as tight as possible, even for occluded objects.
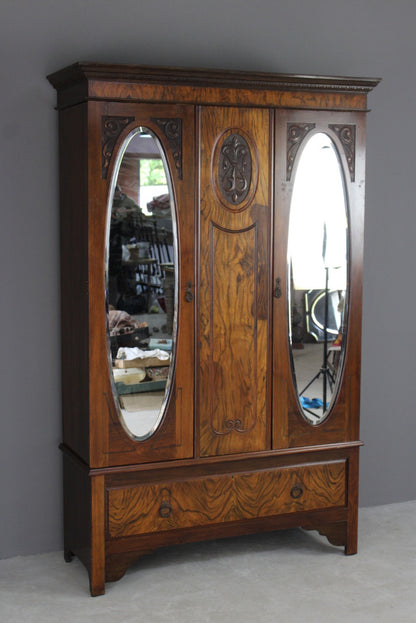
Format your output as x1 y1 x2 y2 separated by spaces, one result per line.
121 391 165 438
292 342 339 422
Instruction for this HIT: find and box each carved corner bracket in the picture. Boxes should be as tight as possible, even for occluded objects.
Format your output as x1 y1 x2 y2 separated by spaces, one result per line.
151 118 183 179
328 124 356 181
286 123 315 181
101 116 135 179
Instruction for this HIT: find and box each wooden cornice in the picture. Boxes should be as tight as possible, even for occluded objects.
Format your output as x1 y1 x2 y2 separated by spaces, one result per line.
48 62 381 112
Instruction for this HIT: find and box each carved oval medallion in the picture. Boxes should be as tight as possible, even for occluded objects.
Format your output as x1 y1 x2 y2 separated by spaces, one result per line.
218 133 252 205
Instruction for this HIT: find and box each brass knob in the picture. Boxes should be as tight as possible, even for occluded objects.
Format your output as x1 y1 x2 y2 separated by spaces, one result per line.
290 485 303 499
159 488 172 518
159 501 172 518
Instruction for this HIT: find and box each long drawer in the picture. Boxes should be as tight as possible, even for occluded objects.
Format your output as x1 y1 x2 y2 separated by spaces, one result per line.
107 461 346 539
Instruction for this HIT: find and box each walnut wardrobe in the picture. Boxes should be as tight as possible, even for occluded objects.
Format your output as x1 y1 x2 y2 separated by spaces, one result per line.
47 63 379 595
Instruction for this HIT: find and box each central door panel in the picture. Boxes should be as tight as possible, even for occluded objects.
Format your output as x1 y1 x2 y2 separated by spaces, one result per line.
198 106 272 457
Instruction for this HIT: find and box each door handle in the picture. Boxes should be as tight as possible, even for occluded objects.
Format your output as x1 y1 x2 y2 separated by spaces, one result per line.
273 277 282 299
185 281 194 302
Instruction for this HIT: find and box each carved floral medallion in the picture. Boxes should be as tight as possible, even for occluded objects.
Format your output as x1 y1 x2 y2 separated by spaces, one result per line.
218 133 252 205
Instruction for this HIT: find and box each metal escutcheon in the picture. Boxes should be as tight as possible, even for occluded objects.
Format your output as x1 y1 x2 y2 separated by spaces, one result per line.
185 281 194 302
273 277 282 299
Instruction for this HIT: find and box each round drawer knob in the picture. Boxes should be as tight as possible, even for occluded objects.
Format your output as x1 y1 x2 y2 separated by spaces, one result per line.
159 501 172 518
291 485 303 499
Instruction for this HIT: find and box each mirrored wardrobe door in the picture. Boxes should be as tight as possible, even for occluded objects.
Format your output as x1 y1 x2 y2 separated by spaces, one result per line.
273 111 366 448
92 104 195 464
287 131 348 424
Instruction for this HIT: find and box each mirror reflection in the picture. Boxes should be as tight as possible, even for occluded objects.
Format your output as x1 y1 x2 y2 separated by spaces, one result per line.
107 128 176 439
288 132 348 424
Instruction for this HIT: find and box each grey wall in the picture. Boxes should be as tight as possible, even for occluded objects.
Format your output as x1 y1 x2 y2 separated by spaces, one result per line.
1 0 415 559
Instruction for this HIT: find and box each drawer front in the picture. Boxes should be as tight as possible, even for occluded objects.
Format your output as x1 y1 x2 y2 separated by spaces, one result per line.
107 461 346 538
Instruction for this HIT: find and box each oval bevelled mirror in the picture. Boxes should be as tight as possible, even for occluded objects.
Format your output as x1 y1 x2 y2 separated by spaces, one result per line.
288 132 348 424
106 127 177 440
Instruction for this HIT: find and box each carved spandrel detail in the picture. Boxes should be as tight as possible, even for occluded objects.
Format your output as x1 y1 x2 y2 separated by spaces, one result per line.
101 116 134 179
328 124 356 181
151 118 183 179
218 133 252 205
286 123 315 180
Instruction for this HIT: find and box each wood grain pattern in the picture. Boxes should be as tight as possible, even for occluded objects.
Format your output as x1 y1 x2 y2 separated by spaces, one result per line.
108 461 346 538
93 82 368 112
198 106 271 457
209 223 258 436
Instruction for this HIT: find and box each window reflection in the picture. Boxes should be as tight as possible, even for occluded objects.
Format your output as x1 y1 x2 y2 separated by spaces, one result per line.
288 132 348 424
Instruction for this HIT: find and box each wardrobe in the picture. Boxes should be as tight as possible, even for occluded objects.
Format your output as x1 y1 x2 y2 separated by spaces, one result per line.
47 63 379 595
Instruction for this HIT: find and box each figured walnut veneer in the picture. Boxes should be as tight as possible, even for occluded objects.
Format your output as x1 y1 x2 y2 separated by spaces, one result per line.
108 462 346 538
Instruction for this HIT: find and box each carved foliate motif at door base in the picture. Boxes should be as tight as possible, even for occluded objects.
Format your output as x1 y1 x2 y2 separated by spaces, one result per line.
223 418 244 433
286 123 315 180
218 133 252 205
150 118 183 179
328 124 356 181
101 116 135 178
